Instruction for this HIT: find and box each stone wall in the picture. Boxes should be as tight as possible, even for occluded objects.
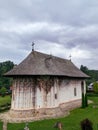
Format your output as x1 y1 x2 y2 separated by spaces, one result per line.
9 99 81 118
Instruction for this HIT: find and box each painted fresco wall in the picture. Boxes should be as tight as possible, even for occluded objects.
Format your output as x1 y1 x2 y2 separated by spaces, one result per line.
11 76 85 111
11 77 35 110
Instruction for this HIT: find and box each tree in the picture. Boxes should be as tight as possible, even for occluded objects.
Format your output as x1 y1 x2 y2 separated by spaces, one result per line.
80 65 98 86
0 61 14 89
80 65 88 73
0 87 7 97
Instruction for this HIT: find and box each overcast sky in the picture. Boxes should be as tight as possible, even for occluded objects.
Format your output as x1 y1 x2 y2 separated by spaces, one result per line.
0 0 98 70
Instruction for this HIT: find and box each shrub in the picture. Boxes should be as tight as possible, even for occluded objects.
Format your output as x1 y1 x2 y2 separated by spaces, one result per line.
0 87 7 97
0 103 11 112
87 93 98 97
93 82 98 93
82 93 85 108
81 93 88 108
85 93 88 107
80 118 93 130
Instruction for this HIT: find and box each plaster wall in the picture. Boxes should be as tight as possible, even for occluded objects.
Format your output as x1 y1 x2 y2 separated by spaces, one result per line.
11 77 85 111
59 80 82 104
11 78 34 110
36 78 85 109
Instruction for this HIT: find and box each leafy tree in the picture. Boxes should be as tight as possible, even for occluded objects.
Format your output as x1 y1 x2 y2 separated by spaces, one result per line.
80 65 89 74
0 61 14 90
80 65 98 86
0 87 7 97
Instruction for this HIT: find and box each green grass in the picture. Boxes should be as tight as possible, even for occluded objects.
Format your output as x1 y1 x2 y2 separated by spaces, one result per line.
0 121 3 130
7 96 98 130
0 95 10 129
0 95 11 106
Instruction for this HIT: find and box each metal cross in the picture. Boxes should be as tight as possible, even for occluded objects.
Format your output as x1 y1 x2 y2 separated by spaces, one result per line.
32 42 35 51
69 54 72 61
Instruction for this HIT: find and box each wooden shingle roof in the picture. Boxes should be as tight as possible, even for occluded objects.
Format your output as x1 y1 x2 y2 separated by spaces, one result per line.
5 51 89 78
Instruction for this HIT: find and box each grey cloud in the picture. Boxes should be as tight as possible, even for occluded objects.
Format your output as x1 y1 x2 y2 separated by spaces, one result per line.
1 0 98 26
0 0 98 69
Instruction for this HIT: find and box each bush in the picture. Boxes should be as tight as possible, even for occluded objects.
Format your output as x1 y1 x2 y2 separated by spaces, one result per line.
0 103 11 112
82 93 85 108
87 93 98 97
93 82 98 93
81 93 88 108
0 87 7 97
85 93 88 107
80 118 93 130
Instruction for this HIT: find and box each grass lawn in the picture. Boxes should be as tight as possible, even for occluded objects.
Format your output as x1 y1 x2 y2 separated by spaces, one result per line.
7 96 98 130
0 121 3 130
0 95 11 106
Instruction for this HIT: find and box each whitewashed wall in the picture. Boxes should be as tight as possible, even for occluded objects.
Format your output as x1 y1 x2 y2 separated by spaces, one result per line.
59 80 82 103
11 77 86 111
11 78 34 110
36 78 86 109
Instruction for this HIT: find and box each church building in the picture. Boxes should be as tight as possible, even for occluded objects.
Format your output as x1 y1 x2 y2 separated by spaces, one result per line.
5 49 89 118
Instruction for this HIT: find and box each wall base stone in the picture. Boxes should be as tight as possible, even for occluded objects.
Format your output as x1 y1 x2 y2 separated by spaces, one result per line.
9 99 81 119
0 99 81 123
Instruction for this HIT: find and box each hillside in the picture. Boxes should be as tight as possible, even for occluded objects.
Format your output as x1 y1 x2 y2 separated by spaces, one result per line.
80 65 98 86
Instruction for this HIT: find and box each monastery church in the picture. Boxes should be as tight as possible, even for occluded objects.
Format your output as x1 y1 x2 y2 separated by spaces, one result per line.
5 49 89 118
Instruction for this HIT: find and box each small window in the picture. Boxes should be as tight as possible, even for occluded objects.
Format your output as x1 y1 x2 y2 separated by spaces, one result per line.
55 93 57 99
74 88 77 96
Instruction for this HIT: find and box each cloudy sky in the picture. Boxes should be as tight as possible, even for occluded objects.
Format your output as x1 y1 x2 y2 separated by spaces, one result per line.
0 0 98 70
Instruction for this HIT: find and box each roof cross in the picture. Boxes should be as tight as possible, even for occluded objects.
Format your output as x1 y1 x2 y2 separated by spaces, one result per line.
69 54 72 61
32 42 35 51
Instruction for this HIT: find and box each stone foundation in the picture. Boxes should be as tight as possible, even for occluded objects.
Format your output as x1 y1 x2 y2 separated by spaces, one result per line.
60 99 81 111
9 99 81 119
9 109 35 118
0 99 82 123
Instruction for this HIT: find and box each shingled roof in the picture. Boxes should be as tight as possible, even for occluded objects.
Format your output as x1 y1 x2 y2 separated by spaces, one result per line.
5 51 89 78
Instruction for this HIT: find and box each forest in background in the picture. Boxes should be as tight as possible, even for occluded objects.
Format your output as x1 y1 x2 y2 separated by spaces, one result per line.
0 61 98 90
80 65 98 86
0 61 14 90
